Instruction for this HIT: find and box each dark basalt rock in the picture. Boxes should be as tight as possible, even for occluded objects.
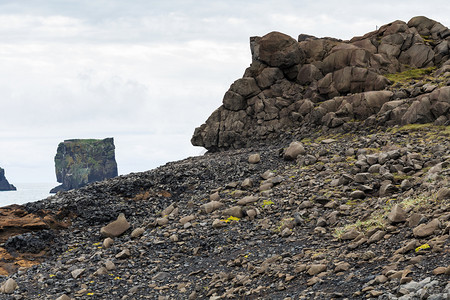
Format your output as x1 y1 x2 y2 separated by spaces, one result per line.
192 16 450 151
0 167 16 191
50 138 118 193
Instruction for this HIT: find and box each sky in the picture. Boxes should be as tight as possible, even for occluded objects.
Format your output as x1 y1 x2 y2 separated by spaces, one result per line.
0 0 448 184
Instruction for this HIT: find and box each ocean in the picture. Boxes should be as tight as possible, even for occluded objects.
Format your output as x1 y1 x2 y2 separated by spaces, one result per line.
0 182 56 207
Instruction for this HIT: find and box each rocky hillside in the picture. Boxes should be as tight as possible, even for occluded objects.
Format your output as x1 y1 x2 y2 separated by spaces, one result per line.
0 168 16 191
0 16 448 300
50 138 118 193
192 16 450 150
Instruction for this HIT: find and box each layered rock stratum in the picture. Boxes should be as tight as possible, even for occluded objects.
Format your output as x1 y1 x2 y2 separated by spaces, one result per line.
0 16 448 300
192 16 450 150
0 167 16 191
50 138 118 193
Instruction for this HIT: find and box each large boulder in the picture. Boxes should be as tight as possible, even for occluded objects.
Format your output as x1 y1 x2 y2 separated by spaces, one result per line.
0 167 16 191
50 138 118 193
257 32 305 69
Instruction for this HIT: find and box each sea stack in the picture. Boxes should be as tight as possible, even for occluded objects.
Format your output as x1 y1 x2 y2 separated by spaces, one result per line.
50 138 118 193
0 167 16 191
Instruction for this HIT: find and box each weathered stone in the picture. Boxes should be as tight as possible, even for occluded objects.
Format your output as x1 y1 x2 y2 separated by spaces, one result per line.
413 219 440 237
341 229 361 240
387 204 407 223
50 138 118 193
71 268 85 279
308 264 327 276
130 227 145 238
115 248 131 259
248 153 261 164
100 213 130 238
0 278 17 294
257 31 305 69
103 237 114 249
237 196 258 206
222 206 244 218
284 141 306 160
202 201 224 214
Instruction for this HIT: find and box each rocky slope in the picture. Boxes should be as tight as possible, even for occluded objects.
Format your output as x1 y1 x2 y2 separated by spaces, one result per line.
0 168 16 191
50 138 118 193
0 16 448 300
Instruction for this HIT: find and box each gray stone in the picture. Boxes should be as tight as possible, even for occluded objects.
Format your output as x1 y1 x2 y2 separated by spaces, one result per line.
413 219 440 237
0 278 17 294
284 141 306 160
387 204 407 223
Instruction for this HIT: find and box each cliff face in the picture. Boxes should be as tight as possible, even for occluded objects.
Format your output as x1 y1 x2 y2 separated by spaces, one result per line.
0 167 16 191
192 16 450 150
50 138 118 193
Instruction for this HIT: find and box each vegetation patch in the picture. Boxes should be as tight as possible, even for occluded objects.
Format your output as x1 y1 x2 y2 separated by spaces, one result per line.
385 66 436 85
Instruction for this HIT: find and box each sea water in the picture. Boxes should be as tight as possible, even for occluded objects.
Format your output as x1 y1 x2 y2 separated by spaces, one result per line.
0 182 56 207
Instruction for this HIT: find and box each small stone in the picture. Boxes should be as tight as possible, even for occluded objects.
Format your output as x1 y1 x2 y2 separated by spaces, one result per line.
105 260 116 270
100 213 131 237
71 268 85 279
334 262 350 272
367 230 386 244
56 295 72 300
341 229 361 240
354 173 371 183
209 192 220 202
284 141 306 161
408 213 425 227
306 276 320 286
281 228 292 237
237 195 258 206
202 201 224 213
308 264 327 275
94 267 108 276
261 170 275 180
212 219 227 228
161 203 175 216
223 206 244 218
413 219 440 237
436 187 450 200
248 153 261 164
387 204 407 223
116 248 131 259
432 267 447 275
350 190 365 199
170 234 179 242
241 178 253 189
130 227 145 238
259 182 273 191
0 278 18 294
156 217 169 226
103 237 114 249
180 215 195 225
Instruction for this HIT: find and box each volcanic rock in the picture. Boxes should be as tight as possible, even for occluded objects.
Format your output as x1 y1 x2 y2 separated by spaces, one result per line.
0 167 16 191
50 138 118 193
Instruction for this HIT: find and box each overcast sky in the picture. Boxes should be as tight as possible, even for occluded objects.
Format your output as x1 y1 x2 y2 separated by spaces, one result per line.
0 0 448 183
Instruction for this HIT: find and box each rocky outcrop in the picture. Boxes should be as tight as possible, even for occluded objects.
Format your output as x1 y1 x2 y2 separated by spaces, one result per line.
0 167 16 191
50 138 118 193
192 16 450 150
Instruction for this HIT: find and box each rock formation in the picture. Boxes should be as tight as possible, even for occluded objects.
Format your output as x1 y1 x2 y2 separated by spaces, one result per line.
192 16 450 150
50 138 118 193
0 167 16 191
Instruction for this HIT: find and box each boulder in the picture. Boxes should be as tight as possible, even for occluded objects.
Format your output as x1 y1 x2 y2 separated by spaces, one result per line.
50 138 118 192
100 213 131 238
257 31 305 69
284 141 306 161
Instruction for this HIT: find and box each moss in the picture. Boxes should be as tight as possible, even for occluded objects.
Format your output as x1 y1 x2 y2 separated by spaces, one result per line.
385 66 436 85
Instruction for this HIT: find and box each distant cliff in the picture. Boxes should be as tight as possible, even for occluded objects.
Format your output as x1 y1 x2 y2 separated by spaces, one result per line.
0 167 16 191
192 16 450 150
50 138 118 193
